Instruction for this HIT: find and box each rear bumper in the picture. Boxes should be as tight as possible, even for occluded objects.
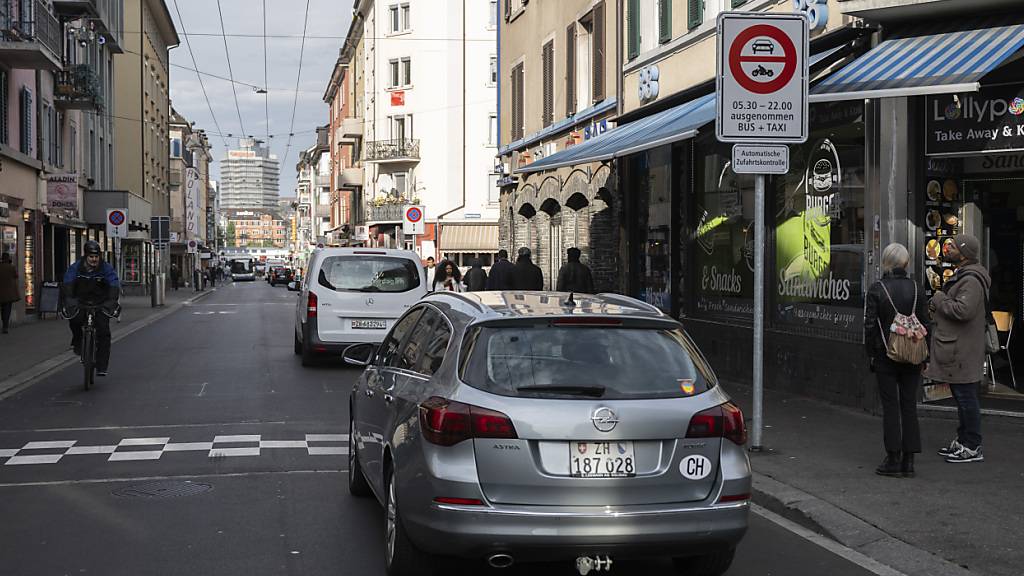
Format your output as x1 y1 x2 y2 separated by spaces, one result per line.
303 320 384 353
405 500 749 561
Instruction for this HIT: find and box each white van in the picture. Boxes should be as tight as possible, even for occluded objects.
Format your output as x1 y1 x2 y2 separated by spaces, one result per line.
294 248 427 365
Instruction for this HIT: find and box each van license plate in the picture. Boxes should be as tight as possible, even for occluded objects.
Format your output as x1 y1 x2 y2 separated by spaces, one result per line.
569 441 635 478
351 320 387 329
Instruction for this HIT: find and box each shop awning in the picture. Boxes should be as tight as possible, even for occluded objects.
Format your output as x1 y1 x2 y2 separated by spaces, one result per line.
516 93 715 174
439 224 499 252
811 22 1024 102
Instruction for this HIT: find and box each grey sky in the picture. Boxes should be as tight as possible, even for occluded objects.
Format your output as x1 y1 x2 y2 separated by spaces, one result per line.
168 0 353 200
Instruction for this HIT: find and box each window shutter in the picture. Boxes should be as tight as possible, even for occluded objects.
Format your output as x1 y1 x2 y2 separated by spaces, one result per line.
626 0 639 60
593 1 606 102
542 41 554 127
0 69 8 145
732 0 748 7
688 0 703 30
511 63 524 141
19 87 32 156
566 24 575 116
659 0 672 44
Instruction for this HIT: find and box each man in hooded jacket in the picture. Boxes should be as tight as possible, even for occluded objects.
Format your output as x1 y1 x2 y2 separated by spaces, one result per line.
556 247 595 293
924 234 990 464
511 247 544 290
486 249 514 290
462 258 488 292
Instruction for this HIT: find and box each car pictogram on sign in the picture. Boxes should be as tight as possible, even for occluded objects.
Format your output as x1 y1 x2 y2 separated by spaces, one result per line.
751 40 775 54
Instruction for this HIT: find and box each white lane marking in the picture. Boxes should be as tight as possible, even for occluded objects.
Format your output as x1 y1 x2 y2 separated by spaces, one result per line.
23 441 77 450
65 445 117 455
217 311 237 315
163 442 215 452
0 449 18 458
261 440 308 449
197 382 207 397
306 434 349 442
109 451 164 462
308 446 348 456
0 469 344 489
0 420 292 433
213 435 260 443
5 454 64 465
209 447 260 458
751 503 907 576
118 437 170 446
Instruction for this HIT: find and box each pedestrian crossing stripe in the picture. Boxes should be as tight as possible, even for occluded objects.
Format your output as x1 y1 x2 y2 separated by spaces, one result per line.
0 434 348 466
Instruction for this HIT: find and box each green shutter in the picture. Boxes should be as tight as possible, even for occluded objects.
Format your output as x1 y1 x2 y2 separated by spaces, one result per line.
627 0 640 60
688 0 703 30
659 0 672 44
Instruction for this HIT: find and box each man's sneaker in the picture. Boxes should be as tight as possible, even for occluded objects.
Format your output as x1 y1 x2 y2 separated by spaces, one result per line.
938 439 963 457
96 370 108 377
945 445 984 463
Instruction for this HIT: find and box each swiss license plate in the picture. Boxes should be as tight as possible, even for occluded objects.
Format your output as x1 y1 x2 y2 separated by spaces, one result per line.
351 319 387 330
569 441 635 478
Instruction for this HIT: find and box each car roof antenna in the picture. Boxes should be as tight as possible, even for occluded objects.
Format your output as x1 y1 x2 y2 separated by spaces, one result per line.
565 292 576 307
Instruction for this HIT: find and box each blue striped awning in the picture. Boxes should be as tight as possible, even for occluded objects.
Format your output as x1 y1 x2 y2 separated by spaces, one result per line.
811 23 1024 102
516 94 715 174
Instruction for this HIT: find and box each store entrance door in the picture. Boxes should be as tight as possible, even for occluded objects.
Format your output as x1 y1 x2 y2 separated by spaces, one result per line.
963 178 1023 392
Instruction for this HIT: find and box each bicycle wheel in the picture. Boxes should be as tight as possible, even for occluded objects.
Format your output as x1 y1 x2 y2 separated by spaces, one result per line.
82 328 95 391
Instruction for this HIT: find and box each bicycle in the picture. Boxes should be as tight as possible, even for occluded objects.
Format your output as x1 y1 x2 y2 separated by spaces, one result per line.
62 304 118 390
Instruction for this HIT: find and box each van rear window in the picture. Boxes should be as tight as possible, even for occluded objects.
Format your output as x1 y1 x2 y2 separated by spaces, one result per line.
318 256 420 293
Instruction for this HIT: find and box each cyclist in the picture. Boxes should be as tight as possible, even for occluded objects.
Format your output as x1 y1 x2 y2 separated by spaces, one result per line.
62 241 120 376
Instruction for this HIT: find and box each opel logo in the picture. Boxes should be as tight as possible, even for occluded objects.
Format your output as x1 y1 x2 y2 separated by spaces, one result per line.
591 407 619 432
366 297 374 306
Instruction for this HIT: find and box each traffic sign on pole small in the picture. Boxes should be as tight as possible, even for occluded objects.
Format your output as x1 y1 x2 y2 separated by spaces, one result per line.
716 12 809 144
106 209 128 238
403 205 425 236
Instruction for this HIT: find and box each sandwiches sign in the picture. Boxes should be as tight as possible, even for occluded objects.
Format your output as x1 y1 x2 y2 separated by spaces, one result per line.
926 83 1024 156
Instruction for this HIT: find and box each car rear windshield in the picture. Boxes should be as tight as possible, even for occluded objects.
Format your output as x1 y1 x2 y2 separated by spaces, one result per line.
318 256 420 293
459 323 716 399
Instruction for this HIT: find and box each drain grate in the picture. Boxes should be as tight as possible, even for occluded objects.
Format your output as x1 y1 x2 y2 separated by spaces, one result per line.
113 480 212 499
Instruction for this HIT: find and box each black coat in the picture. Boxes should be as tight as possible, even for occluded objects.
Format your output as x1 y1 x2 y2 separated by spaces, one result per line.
556 261 594 293
864 269 931 370
511 258 544 291
463 267 488 292
486 258 515 290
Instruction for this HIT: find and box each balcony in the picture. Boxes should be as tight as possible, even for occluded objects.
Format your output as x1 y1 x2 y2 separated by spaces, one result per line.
341 117 362 141
0 0 63 69
339 166 363 187
52 0 100 16
364 139 419 163
366 203 406 223
55 64 103 111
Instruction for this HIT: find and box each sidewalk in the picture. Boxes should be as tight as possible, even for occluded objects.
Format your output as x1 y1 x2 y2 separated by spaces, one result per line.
728 383 1024 576
0 287 216 394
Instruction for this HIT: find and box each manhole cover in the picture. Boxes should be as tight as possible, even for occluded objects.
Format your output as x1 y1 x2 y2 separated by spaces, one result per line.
113 480 212 499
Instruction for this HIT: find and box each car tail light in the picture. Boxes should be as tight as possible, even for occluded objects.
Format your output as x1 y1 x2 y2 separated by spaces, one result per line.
419 397 517 447
686 402 747 446
307 291 318 318
718 493 750 503
433 497 484 506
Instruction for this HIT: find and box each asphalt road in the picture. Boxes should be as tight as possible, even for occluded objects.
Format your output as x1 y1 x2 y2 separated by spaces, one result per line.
0 281 885 576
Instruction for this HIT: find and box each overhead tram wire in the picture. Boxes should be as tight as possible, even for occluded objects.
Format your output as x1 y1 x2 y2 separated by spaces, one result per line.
282 0 311 168
170 0 229 151
217 0 247 139
263 0 271 142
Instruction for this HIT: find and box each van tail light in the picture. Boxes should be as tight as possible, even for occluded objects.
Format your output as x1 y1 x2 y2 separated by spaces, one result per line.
419 397 518 447
718 493 750 503
686 402 747 446
307 291 318 318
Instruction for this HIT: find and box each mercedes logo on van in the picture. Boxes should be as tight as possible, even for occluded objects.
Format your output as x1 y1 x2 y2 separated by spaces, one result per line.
365 297 375 306
591 407 619 432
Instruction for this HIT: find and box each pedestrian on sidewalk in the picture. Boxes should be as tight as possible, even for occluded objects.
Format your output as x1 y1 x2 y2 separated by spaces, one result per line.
207 267 217 288
0 252 19 334
511 247 544 291
424 257 436 291
462 258 488 292
556 247 595 293
486 249 514 291
433 260 463 292
170 263 180 291
865 243 930 477
925 234 990 464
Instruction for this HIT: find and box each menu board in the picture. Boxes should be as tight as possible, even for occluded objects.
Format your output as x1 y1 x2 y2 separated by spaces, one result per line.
922 164 963 296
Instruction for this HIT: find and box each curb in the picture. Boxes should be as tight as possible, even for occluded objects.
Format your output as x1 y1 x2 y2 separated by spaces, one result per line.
751 472 973 576
918 403 1024 420
0 289 218 400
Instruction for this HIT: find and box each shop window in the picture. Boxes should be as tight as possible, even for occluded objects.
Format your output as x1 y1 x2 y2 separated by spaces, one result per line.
772 101 866 334
124 243 142 283
631 146 673 313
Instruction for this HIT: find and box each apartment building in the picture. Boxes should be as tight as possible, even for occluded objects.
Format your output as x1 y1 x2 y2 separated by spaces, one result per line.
224 209 288 249
323 51 363 245
344 0 499 262
497 0 618 288
169 107 213 276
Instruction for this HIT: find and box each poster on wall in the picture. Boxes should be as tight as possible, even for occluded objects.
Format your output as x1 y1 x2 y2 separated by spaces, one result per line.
46 174 79 219
926 83 1024 156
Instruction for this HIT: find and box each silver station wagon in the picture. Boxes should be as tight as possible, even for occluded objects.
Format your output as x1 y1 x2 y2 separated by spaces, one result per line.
344 291 751 576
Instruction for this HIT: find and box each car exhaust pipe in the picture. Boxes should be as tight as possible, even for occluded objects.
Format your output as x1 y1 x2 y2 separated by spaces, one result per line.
486 553 514 568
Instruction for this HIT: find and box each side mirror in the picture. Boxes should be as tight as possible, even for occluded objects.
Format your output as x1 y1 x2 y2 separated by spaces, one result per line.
342 343 377 367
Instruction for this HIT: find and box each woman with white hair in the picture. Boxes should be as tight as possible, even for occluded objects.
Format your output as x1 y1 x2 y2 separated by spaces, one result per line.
864 242 931 478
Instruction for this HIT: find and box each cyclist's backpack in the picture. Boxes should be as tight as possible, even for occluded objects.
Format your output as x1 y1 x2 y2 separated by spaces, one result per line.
876 280 929 365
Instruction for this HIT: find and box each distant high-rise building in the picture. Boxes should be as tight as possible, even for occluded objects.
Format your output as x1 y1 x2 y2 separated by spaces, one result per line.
220 138 281 210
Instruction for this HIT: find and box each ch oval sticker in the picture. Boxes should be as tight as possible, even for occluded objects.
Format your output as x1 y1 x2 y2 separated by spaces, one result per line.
679 455 712 480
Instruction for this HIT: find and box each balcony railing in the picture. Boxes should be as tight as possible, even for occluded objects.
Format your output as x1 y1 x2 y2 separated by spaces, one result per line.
0 0 63 68
55 64 103 110
364 138 420 162
366 203 406 222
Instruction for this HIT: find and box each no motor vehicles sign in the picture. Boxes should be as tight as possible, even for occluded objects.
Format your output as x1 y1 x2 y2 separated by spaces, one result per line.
716 13 808 144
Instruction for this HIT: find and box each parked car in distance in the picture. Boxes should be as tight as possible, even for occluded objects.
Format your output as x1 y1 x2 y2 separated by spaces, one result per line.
343 291 751 576
269 266 293 286
294 248 427 366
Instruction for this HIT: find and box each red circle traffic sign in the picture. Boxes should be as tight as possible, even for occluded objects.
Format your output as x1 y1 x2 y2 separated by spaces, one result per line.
108 210 125 226
405 207 422 223
728 24 797 95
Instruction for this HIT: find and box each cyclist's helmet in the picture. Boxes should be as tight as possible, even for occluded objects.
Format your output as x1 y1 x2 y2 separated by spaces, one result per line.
83 240 102 257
